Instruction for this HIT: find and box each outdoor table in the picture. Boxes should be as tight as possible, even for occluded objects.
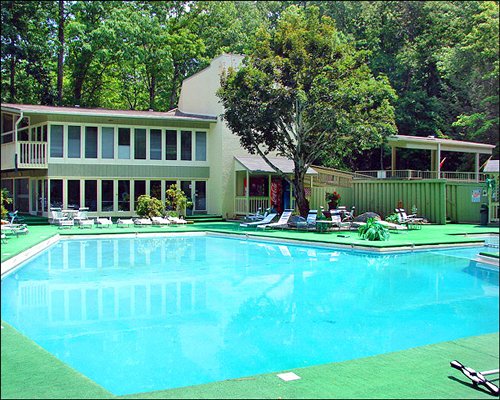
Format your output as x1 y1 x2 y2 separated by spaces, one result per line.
62 210 79 219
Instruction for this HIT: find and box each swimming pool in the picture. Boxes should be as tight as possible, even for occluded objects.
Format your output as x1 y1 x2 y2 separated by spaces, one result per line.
1 234 498 395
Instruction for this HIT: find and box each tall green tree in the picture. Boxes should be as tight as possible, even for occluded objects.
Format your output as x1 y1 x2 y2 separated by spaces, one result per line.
218 6 397 216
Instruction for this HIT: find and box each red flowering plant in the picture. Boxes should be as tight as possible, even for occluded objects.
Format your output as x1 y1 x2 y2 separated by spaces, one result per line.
325 191 341 203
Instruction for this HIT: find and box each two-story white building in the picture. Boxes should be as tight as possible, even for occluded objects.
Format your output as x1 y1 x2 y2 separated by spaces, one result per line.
1 54 314 219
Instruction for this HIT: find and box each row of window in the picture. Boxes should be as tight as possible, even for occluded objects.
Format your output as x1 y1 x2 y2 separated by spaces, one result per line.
49 125 207 162
47 179 207 213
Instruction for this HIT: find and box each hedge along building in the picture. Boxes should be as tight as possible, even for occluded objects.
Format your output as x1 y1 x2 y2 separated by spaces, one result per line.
0 54 316 219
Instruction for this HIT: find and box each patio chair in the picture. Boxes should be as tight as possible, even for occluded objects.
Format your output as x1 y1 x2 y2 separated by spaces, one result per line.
331 210 352 230
1 232 6 244
240 213 277 228
245 207 270 222
95 217 113 228
50 210 69 225
256 209 294 230
73 209 90 225
117 218 135 228
151 216 171 226
296 209 318 230
395 208 426 224
450 360 499 396
58 219 74 229
8 210 25 224
134 218 153 226
1 223 29 237
167 215 188 225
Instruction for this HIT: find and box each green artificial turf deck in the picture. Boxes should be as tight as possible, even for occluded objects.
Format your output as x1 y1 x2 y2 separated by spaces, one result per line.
1 221 498 399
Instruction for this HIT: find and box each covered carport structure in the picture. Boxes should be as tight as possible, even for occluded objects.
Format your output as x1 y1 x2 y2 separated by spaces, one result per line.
388 135 496 181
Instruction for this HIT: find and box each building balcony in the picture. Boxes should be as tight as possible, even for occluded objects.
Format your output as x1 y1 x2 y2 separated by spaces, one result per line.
1 141 48 170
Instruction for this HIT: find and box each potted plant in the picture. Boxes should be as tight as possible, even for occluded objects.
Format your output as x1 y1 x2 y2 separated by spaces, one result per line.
325 191 341 210
165 184 193 218
358 217 390 241
136 195 164 219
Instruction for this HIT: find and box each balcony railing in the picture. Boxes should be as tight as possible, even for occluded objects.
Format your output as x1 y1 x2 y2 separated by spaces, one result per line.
354 170 486 182
235 196 270 215
17 141 48 169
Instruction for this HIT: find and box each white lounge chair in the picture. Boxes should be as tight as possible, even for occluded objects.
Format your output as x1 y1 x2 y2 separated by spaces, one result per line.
296 209 318 230
240 213 277 228
167 216 187 225
256 209 293 230
95 217 113 228
134 218 153 226
116 218 135 227
151 216 171 226
395 208 426 224
1 223 29 237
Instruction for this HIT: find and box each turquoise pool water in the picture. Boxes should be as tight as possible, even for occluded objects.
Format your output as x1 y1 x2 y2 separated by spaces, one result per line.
1 235 498 395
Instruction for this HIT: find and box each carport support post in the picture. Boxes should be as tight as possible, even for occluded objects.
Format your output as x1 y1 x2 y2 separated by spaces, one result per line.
475 153 480 182
391 146 396 173
246 170 250 216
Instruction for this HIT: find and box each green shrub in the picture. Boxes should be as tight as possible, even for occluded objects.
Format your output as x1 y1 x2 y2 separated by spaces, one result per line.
135 195 164 218
1 188 13 220
358 217 390 241
385 213 400 224
165 184 193 216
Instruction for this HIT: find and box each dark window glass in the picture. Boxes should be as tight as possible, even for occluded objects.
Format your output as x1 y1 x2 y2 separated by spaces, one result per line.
85 180 97 211
68 126 81 158
101 180 114 211
134 129 146 160
150 129 162 160
181 131 192 161
85 127 98 158
50 125 64 157
166 130 177 160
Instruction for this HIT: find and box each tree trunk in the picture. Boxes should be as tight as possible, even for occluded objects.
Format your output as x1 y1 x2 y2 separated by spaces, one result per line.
149 74 156 110
292 169 310 217
56 0 65 105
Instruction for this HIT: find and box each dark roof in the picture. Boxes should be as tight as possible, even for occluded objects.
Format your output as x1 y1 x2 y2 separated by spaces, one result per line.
1 103 217 122
235 155 318 175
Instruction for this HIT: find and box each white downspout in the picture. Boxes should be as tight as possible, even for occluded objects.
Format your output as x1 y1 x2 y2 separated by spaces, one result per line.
14 110 24 169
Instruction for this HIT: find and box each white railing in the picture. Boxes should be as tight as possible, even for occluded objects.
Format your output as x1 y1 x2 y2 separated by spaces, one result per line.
234 196 270 215
354 170 486 182
16 141 48 168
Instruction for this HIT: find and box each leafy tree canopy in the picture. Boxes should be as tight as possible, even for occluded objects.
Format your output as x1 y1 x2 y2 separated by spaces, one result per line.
217 5 397 215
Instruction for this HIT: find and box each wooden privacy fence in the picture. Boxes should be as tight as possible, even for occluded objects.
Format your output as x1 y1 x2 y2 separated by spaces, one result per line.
352 180 446 224
310 180 449 224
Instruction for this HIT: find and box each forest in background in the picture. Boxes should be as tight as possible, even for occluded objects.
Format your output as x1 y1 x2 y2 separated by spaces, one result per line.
1 1 498 171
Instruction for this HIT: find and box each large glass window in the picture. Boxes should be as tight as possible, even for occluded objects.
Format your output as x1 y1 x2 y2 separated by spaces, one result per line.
166 130 177 160
67 180 80 209
50 179 63 209
180 181 192 216
150 129 162 160
102 127 114 159
118 180 130 211
195 131 206 161
101 180 114 211
150 180 162 200
134 180 146 210
118 128 130 159
68 126 81 158
85 180 97 211
50 125 64 157
2 113 13 133
134 129 146 160
195 181 206 211
85 126 98 158
15 178 29 212
181 131 192 161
